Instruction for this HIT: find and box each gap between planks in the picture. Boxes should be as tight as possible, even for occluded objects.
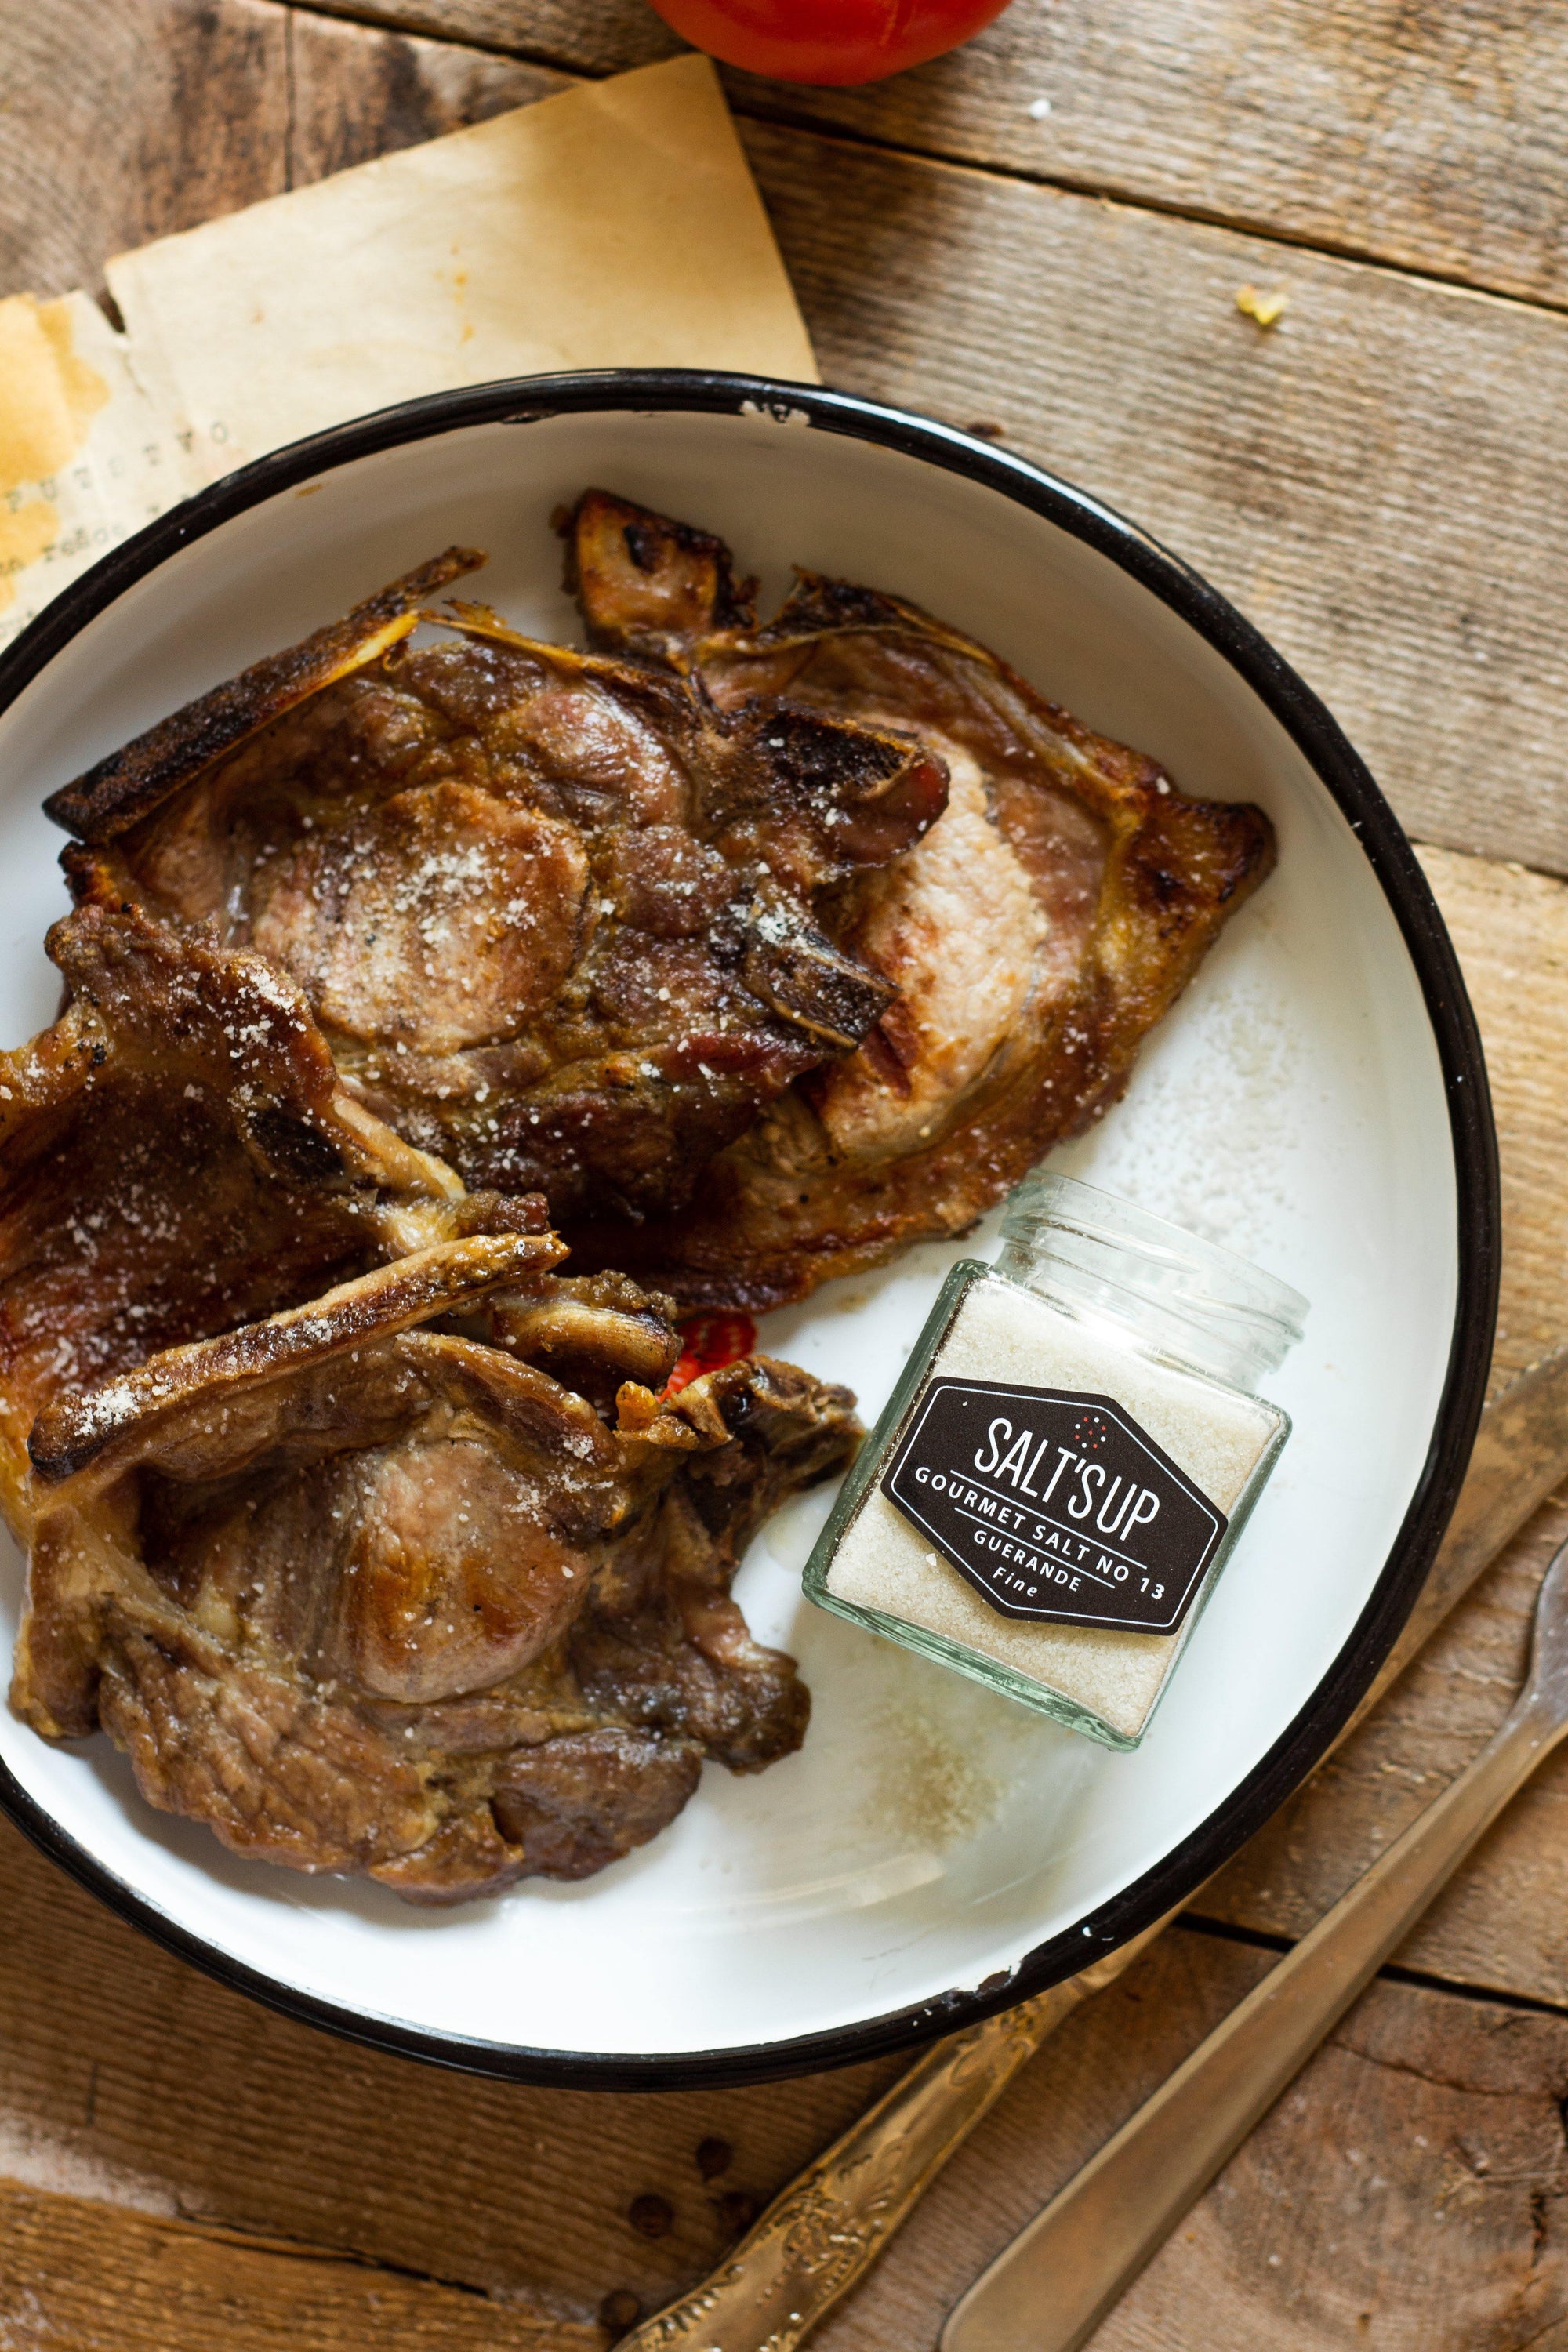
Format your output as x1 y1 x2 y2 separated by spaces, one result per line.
1182 1910 1568 2028
0 2178 600 2351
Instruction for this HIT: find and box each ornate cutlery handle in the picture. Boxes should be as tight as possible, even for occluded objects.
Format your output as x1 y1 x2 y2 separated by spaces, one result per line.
619 1926 1167 2352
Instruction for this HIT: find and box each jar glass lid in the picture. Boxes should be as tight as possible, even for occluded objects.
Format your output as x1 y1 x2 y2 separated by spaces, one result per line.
998 1171 1309 1390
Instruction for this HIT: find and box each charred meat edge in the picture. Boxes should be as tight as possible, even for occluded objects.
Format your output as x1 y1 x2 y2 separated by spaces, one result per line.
45 547 486 841
28 1231 566 1484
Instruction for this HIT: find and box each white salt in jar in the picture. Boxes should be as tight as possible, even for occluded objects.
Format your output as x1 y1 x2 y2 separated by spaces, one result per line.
804 1174 1308 1749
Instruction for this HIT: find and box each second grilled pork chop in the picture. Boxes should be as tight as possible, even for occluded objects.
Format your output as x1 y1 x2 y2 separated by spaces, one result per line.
564 492 1276 1309
18 1250 856 1902
0 893 857 1899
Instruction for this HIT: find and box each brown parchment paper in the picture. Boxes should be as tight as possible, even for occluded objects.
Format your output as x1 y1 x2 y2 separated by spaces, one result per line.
0 55 815 650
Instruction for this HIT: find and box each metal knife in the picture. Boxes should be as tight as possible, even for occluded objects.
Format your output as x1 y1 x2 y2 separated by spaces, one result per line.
618 1343 1568 2352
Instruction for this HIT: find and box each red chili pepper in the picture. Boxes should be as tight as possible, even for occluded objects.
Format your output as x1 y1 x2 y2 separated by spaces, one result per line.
664 1312 758 1396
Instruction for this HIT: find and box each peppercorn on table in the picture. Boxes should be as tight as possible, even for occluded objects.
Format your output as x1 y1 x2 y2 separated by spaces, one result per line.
4 5 1568 2346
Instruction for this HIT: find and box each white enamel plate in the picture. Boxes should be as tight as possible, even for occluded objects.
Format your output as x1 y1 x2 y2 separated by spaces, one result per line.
0 379 1496 2085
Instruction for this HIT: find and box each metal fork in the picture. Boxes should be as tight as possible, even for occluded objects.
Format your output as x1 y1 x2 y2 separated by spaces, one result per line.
941 1529 1568 2352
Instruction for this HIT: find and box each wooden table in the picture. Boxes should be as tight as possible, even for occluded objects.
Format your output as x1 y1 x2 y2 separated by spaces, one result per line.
5 3 1568 2343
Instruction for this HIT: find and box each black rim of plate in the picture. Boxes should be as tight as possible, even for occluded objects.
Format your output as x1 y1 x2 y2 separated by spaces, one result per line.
0 370 1501 2091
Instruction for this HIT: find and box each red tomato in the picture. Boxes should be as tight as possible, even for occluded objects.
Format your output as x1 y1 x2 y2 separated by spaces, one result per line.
644 0 1014 86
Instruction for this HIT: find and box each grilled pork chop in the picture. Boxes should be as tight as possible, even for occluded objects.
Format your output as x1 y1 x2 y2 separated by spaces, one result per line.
49 559 947 1225
562 492 1277 1309
0 887 854 1900
16 1247 856 1901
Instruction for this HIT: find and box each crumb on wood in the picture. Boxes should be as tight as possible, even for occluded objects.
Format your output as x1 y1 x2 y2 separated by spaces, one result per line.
1236 284 1289 328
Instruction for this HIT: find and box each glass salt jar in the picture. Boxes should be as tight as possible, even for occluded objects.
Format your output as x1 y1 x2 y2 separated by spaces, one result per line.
804 1173 1308 1749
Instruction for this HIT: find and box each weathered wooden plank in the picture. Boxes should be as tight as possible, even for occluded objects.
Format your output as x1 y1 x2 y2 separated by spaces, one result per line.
292 0 680 75
1423 847 1568 1394
0 0 292 302
294 0 1568 314
287 2 561 180
0 0 561 303
1205 1488 1568 1999
6 2 1568 870
0 2180 597 2351
6 1798 1566 2352
811 1929 1568 2350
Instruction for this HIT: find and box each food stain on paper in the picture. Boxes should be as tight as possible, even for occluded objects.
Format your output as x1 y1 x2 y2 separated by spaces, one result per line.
0 293 111 614
0 503 59 615
0 295 111 494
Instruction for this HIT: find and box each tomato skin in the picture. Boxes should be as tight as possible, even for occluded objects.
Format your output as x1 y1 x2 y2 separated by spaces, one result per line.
644 0 1014 86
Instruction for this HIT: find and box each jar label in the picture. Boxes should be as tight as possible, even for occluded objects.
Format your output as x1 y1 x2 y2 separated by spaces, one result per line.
881 1379 1227 1635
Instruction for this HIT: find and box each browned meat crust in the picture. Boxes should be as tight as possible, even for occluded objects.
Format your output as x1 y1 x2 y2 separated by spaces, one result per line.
12 1239 858 1901
486 1268 681 1413
0 884 540 1536
566 493 757 665
558 492 1277 1310
45 548 485 840
53 583 948 1225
